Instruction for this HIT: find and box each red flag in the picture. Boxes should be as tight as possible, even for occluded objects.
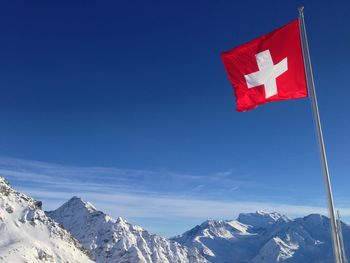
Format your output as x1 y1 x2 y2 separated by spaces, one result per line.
221 19 308 112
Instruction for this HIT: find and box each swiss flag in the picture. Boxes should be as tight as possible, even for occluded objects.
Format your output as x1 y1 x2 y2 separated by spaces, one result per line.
221 19 308 112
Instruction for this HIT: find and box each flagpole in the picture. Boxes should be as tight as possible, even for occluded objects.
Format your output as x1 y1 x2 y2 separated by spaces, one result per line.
337 211 348 263
298 6 342 263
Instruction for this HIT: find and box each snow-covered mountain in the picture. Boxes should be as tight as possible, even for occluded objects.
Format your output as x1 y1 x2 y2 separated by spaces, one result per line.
0 177 93 263
2 175 350 263
173 210 350 263
47 197 208 263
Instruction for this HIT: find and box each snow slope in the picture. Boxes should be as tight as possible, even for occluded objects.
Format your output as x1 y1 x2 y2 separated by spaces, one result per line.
0 177 93 263
47 197 208 263
173 211 350 263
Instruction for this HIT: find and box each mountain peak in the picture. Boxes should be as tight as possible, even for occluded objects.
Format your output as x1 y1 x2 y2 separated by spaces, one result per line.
256 210 281 219
65 196 97 212
70 196 82 201
303 213 328 222
237 211 282 229
47 196 106 231
116 216 126 224
0 176 11 191
0 175 7 184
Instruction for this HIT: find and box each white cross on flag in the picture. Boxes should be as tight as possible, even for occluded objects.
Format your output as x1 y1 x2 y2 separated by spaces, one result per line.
221 19 308 112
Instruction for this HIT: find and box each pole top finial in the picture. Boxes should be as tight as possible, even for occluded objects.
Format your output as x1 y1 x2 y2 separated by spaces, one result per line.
298 6 304 15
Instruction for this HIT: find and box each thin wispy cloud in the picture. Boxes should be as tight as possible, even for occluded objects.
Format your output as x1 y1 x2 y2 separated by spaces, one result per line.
1 156 348 237
0 156 255 198
16 187 336 219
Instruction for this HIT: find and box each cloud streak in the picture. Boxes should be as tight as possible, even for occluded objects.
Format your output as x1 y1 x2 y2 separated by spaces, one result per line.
1 156 349 236
0 156 264 198
16 187 336 219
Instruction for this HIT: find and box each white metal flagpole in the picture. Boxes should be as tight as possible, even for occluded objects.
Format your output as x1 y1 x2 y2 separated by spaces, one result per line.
337 210 348 263
298 6 343 263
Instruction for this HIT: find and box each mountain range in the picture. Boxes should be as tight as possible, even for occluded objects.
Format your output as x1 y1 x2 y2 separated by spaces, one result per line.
1 176 349 263
47 196 207 263
172 210 350 263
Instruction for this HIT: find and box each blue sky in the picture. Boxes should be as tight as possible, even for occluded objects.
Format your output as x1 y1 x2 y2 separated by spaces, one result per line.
0 0 349 237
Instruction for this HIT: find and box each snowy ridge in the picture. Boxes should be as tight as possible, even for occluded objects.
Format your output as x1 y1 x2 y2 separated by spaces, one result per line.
249 236 299 263
2 175 350 263
172 218 259 263
47 197 208 263
0 176 93 263
237 210 286 229
173 211 350 263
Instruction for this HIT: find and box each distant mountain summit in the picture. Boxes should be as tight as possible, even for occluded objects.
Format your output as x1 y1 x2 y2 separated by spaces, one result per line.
0 177 92 263
173 211 350 263
237 210 289 229
47 196 208 263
